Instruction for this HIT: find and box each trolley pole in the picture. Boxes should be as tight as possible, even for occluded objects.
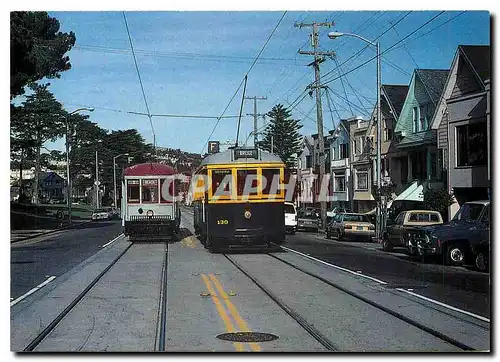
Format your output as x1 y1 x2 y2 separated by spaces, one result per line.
296 20 335 228
245 96 267 146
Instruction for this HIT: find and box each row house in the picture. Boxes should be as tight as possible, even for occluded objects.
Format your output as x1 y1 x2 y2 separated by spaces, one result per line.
431 45 490 219
329 118 351 210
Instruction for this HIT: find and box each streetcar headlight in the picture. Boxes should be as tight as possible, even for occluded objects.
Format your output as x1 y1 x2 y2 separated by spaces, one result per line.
244 210 252 219
146 210 154 217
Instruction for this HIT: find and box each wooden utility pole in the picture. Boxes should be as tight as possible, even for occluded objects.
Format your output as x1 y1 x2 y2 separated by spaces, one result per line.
296 21 334 228
245 96 267 146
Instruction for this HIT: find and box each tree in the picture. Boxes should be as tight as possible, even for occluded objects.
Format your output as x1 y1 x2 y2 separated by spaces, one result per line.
11 11 76 98
423 189 455 218
258 104 303 169
11 83 66 203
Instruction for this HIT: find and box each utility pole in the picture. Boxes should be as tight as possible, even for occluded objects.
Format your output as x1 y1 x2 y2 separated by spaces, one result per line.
95 150 99 209
296 21 335 228
245 96 267 146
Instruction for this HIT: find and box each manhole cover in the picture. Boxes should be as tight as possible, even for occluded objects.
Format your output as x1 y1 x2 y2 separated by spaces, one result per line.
217 332 279 342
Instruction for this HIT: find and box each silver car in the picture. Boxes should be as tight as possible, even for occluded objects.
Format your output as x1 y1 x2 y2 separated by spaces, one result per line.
91 208 111 221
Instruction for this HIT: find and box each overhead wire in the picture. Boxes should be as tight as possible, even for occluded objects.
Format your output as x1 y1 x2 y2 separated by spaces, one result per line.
122 11 156 149
201 10 288 154
320 11 446 87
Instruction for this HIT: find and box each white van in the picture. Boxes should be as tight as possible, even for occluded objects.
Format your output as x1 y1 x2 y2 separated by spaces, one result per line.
284 202 297 235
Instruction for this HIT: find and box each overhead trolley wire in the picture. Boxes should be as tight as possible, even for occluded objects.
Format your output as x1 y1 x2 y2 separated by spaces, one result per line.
320 11 445 87
201 10 288 154
122 11 156 149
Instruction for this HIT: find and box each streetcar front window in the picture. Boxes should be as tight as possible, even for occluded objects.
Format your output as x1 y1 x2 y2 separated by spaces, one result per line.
141 179 158 203
237 169 258 196
127 179 140 203
211 169 232 197
262 168 281 195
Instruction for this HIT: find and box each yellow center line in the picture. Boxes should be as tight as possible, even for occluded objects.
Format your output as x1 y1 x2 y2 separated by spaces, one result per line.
209 274 262 352
200 274 245 352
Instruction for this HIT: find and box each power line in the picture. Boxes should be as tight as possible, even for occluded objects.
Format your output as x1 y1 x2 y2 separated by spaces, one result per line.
318 11 413 85
321 11 445 87
201 11 287 154
122 12 156 149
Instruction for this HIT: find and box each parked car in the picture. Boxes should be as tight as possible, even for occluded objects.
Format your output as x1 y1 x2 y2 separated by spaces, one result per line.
91 208 112 221
381 210 443 253
284 202 297 235
297 209 320 232
407 201 490 267
326 213 375 241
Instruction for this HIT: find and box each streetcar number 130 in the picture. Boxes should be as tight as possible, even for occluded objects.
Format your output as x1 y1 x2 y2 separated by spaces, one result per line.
217 219 229 225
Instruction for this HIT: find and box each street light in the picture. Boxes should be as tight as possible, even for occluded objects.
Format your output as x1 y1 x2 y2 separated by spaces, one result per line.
328 31 382 240
113 153 129 210
66 107 94 223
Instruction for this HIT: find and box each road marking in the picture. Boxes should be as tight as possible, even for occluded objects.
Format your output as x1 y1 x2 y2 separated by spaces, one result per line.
280 245 388 285
281 245 490 324
11 276 56 307
209 274 261 352
101 233 124 248
396 288 490 323
201 274 244 352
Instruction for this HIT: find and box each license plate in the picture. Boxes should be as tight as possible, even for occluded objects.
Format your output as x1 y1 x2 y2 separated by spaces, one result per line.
357 226 364 230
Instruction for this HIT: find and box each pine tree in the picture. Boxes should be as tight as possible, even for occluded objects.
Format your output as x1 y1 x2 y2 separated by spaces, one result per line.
258 104 303 169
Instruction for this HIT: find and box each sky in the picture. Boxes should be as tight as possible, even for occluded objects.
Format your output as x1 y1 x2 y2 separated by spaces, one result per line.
21 10 491 154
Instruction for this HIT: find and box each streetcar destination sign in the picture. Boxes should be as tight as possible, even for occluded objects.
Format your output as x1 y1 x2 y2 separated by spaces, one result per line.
234 148 258 159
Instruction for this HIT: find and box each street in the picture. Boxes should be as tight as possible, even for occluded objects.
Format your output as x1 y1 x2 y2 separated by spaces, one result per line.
11 220 123 301
285 231 490 318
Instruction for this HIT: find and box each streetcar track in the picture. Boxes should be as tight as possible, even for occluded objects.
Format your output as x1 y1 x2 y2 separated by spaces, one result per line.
23 241 136 351
156 241 169 351
265 252 476 351
223 254 339 352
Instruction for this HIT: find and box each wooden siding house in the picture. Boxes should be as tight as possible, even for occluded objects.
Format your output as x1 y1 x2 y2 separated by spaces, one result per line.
430 45 490 219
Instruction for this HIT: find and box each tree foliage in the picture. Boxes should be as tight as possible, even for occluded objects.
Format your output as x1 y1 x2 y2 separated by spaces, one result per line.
11 11 76 98
422 188 455 216
257 104 303 169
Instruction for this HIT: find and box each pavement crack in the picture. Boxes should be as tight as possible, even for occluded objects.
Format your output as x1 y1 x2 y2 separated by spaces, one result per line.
77 314 96 351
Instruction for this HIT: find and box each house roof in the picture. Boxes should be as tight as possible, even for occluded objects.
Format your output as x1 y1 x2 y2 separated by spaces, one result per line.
199 149 283 167
459 45 490 84
381 84 409 118
415 69 449 104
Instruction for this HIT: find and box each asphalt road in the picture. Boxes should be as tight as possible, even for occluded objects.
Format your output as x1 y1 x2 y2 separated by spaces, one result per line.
11 220 123 301
285 231 490 319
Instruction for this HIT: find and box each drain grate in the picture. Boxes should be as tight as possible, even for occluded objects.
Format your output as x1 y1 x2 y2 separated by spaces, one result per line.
217 332 279 343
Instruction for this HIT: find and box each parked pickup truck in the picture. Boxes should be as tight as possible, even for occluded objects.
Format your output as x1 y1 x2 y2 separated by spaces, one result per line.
407 201 490 268
381 210 443 253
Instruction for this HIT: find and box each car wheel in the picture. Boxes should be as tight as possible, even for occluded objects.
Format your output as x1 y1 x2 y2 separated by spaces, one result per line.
475 252 489 272
446 243 466 266
326 231 331 239
290 230 296 235
337 230 343 241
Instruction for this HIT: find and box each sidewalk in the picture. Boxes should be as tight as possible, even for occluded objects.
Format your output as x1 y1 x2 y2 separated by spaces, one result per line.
10 219 92 243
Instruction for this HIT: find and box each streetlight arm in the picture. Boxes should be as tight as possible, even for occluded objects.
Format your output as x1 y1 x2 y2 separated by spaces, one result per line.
69 107 95 115
328 31 377 47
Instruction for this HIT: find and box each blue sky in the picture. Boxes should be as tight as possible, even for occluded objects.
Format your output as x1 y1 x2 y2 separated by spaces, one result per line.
41 10 490 154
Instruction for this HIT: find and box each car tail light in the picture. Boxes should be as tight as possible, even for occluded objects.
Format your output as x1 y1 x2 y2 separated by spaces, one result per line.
345 224 352 229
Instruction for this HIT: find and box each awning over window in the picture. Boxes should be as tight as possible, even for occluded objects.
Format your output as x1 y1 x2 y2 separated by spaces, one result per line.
394 180 424 202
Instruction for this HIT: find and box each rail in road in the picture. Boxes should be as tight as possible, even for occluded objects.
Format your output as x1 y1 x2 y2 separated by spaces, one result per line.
10 208 490 352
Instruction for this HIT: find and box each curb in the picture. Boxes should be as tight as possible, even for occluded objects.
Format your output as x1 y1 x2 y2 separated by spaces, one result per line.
11 220 93 244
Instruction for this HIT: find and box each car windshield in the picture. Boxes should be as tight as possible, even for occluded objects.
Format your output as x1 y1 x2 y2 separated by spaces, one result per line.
284 204 295 214
300 211 317 219
452 203 486 221
342 214 369 222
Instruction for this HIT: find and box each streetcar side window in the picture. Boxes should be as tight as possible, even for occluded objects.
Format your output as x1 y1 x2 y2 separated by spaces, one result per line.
127 180 140 203
237 169 258 196
142 179 158 203
262 168 281 195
